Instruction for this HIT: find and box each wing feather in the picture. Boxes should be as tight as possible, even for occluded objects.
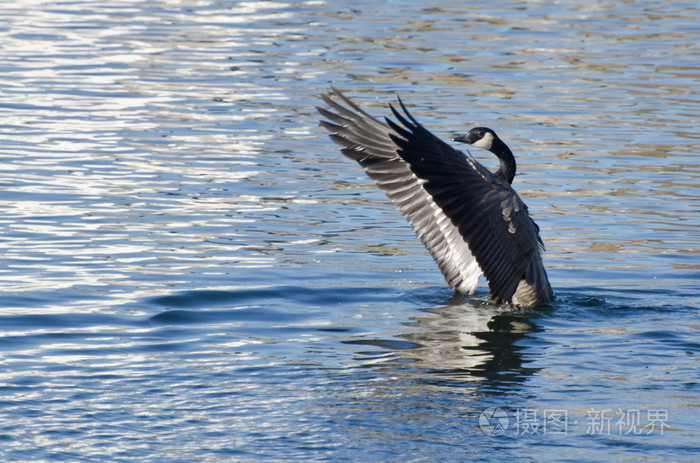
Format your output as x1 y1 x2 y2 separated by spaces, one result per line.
383 100 550 305
318 89 553 305
318 88 482 293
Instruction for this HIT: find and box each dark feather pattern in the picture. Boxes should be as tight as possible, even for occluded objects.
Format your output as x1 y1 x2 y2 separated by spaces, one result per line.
318 88 553 307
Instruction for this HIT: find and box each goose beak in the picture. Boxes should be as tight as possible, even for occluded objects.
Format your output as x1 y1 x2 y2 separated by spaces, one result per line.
452 134 470 144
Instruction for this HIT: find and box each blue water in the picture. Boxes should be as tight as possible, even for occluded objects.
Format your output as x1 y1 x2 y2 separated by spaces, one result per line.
0 1 698 461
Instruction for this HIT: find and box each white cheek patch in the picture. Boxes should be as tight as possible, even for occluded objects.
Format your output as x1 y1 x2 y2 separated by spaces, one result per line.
471 132 494 151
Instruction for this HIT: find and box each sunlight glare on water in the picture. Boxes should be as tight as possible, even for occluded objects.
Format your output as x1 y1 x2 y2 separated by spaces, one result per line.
0 1 698 461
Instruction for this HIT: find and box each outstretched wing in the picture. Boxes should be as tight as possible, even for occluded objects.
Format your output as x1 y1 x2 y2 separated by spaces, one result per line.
385 99 545 305
317 88 482 293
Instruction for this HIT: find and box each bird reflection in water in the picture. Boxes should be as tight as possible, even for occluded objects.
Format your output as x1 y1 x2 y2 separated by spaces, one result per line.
344 292 545 390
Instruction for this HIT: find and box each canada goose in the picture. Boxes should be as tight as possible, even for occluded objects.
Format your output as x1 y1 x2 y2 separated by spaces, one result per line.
317 89 553 308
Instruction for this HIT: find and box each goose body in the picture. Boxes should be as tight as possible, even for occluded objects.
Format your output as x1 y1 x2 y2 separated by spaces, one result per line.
318 89 553 308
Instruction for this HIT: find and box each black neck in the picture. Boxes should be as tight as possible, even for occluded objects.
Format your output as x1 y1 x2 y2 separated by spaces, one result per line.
491 137 516 184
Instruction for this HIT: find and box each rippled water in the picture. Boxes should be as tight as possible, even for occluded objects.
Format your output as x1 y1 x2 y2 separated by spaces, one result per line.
0 1 698 461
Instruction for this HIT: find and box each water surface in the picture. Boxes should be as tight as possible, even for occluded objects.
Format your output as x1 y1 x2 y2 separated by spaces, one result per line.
0 1 698 461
